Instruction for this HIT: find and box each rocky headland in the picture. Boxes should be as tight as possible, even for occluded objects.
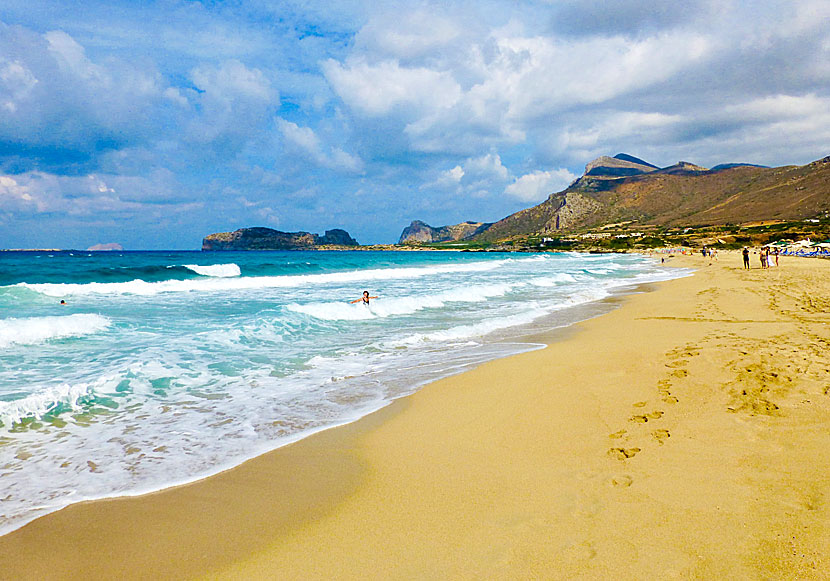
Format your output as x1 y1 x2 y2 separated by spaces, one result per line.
202 227 358 251
398 220 492 244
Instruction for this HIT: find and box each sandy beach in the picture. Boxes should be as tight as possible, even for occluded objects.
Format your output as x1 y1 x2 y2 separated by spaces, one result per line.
2 252 829 579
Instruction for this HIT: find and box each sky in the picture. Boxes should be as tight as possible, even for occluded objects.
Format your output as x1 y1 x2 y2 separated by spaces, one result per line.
0 0 828 249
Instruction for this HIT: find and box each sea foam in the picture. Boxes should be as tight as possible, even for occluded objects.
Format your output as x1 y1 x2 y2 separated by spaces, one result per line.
183 263 241 277
0 382 96 427
0 314 111 348
287 283 514 320
17 259 516 297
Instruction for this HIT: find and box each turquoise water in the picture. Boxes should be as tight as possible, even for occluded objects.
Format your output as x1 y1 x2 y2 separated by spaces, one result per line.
0 249 687 534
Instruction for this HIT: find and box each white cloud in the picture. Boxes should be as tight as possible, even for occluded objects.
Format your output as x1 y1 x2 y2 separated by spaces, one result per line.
464 153 509 181
0 175 44 211
323 58 462 117
426 152 511 196
277 118 363 173
191 59 273 103
437 165 464 185
186 60 277 148
355 10 461 60
0 24 166 157
727 93 829 121
505 169 577 202
0 59 38 112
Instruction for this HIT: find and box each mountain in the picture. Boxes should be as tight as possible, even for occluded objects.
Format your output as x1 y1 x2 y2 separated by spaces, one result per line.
398 220 492 244
472 154 830 242
584 154 658 177
202 227 358 250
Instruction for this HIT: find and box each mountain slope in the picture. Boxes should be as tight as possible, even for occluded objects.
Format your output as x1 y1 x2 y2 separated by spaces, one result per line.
474 155 830 241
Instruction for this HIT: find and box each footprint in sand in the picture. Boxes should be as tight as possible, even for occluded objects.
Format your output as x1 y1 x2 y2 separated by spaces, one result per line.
608 447 641 460
651 429 670 444
632 401 647 408
608 429 627 439
611 475 633 487
630 410 663 423
661 393 679 404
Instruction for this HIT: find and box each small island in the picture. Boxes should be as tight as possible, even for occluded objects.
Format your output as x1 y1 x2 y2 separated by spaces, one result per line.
202 227 359 251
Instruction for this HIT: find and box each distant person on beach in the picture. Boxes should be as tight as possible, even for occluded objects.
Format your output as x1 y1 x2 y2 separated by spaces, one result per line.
350 290 379 305
774 248 780 266
760 248 767 269
742 247 750 269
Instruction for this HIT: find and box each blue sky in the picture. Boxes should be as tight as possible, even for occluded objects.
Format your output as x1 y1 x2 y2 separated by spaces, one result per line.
1 0 828 249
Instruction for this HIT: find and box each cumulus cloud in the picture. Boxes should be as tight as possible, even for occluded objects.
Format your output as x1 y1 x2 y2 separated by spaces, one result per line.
0 175 44 212
186 60 277 149
323 58 462 117
354 9 461 60
505 169 577 202
277 118 363 172
0 23 166 164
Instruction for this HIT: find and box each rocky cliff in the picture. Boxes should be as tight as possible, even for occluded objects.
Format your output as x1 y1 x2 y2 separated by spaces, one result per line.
202 227 358 250
398 220 492 244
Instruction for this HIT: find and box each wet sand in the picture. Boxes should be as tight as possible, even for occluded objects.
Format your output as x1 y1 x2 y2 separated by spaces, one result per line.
2 253 829 579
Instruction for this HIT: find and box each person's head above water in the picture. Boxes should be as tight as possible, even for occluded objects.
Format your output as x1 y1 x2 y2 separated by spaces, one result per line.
350 291 378 304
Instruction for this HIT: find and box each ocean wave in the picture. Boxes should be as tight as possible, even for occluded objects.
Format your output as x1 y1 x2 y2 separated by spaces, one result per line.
183 263 241 277
287 283 514 320
16 258 522 297
0 382 96 427
0 314 111 348
528 273 577 286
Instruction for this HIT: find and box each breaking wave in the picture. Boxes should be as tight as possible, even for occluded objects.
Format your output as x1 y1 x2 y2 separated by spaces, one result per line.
0 314 111 348
287 283 514 320
17 259 519 297
183 263 241 277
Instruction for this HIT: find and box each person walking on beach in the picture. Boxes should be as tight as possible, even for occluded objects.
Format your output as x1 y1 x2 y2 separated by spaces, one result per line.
774 248 780 266
350 290 379 305
760 247 767 269
742 247 750 269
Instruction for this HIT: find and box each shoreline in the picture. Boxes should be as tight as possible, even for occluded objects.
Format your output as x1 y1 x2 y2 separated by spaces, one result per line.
2 253 829 578
0 258 682 539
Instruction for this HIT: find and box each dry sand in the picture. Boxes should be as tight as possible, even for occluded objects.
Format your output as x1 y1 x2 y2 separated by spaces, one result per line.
2 253 829 579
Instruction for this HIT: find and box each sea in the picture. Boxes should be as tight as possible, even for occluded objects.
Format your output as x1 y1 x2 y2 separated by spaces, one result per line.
0 249 689 534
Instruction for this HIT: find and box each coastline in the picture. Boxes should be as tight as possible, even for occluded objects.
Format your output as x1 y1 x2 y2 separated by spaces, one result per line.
2 253 829 578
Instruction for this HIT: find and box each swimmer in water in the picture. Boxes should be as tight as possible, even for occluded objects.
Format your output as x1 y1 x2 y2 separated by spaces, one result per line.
350 290 379 305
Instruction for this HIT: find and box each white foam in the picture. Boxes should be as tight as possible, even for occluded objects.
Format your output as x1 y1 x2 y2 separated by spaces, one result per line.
18 259 516 297
0 382 95 427
183 263 241 277
287 283 513 321
529 273 577 286
0 314 111 348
